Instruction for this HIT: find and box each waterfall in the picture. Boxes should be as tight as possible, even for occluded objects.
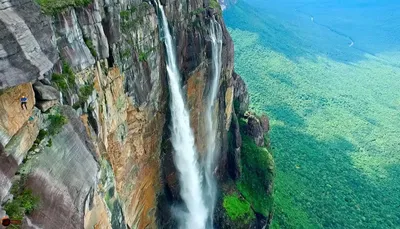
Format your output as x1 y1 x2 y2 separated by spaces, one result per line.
59 91 63 105
204 17 223 226
157 3 208 229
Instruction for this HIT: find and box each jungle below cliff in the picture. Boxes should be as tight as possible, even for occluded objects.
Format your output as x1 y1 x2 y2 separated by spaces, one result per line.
223 0 400 228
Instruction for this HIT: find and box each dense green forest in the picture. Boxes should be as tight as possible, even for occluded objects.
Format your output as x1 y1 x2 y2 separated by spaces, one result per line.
223 0 400 228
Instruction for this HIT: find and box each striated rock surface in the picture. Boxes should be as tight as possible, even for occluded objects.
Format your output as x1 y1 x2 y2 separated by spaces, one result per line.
21 107 98 229
0 0 274 228
233 71 249 116
0 0 57 89
228 110 241 180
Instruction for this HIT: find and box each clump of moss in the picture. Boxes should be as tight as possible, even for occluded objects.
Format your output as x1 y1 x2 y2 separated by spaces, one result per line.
79 84 94 99
46 138 53 147
48 114 68 135
190 7 206 16
84 37 97 58
137 47 156 62
28 129 48 152
62 61 75 85
73 83 95 109
223 194 255 224
51 73 68 91
121 49 131 59
3 186 39 222
120 3 150 33
36 0 92 15
51 61 75 93
237 135 274 215
209 0 222 14
138 51 148 62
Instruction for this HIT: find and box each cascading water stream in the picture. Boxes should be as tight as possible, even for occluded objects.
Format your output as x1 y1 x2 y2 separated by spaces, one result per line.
204 17 223 226
157 3 208 229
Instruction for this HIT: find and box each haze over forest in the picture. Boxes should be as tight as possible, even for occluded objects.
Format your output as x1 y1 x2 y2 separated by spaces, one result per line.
223 0 400 228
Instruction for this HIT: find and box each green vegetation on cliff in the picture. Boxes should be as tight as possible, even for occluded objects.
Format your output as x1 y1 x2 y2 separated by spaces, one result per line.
73 83 95 109
223 114 274 224
48 113 68 135
224 0 400 228
52 61 76 93
223 194 254 224
4 190 39 222
209 0 222 13
237 135 274 215
36 0 92 14
28 129 49 152
84 38 97 58
3 177 39 225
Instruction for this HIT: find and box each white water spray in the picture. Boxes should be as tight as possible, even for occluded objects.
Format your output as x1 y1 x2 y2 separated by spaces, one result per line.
204 17 223 226
157 3 208 229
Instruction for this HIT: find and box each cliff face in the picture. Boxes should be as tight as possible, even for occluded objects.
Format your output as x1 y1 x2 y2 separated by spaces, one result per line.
0 0 273 228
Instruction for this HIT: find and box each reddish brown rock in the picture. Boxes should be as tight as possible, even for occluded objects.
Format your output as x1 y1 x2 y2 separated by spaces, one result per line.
0 83 35 146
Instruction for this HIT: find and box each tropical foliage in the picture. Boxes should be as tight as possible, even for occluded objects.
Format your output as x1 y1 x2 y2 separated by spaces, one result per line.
224 0 400 228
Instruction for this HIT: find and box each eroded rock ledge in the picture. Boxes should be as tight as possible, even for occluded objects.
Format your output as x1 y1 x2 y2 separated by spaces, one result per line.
0 0 274 228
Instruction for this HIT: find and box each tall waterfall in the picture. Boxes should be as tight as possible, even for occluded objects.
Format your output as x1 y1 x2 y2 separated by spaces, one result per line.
157 4 208 229
204 17 223 226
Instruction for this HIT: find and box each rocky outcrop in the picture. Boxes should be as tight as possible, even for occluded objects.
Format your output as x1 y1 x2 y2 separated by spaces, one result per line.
228 110 241 180
260 114 270 133
0 0 273 228
33 83 59 101
233 72 249 116
56 9 96 71
0 0 58 89
21 106 99 228
245 114 265 147
219 70 274 228
0 83 35 147
33 82 60 112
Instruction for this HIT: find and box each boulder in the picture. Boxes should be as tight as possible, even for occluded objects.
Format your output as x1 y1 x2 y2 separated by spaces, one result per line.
36 100 59 112
33 84 59 101
246 115 264 147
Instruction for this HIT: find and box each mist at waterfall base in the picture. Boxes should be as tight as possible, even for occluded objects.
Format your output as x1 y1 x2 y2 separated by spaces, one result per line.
203 18 223 227
157 4 207 229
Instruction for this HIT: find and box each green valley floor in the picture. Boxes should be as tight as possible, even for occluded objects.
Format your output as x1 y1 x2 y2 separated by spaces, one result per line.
223 1 400 228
